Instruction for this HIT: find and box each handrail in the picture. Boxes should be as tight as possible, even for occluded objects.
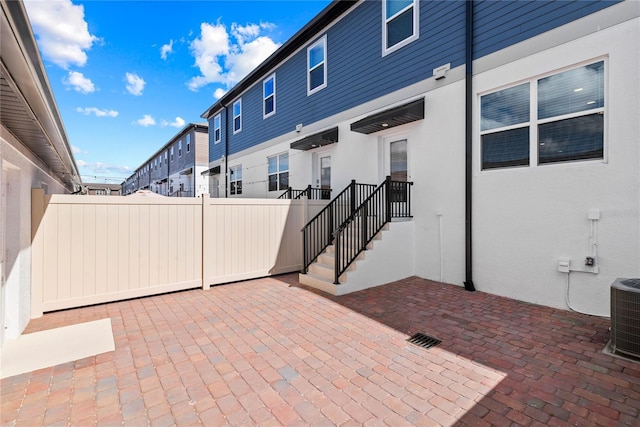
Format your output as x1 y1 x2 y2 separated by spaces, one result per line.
302 180 376 273
332 177 413 283
278 185 333 200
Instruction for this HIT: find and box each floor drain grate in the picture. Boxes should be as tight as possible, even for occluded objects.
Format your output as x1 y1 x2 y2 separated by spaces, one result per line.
407 333 441 349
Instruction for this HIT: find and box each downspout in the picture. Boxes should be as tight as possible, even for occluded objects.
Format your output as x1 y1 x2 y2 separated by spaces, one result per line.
464 0 476 292
223 104 229 198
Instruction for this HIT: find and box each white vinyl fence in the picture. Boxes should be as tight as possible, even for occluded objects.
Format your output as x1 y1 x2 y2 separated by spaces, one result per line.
31 189 327 316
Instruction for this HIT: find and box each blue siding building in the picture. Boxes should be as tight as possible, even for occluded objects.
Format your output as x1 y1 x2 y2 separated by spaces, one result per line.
201 0 639 316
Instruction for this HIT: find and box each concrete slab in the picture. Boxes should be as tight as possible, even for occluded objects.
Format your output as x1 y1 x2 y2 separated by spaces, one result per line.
0 318 114 379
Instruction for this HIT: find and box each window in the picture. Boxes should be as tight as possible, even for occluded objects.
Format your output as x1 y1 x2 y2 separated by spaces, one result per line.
164 151 168 164
229 165 242 195
263 74 276 118
178 140 183 157
170 146 174 161
268 153 289 192
186 134 191 153
307 36 327 95
154 158 158 170
383 0 419 56
481 61 604 170
233 99 242 133
214 114 221 144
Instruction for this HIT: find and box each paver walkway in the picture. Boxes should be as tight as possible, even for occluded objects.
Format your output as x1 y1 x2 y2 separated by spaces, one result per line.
1 274 639 426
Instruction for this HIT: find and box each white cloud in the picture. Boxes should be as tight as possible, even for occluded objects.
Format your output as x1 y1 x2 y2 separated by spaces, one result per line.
161 117 186 128
63 71 95 94
187 20 280 92
71 145 87 154
76 107 119 117
135 115 156 126
24 0 99 69
213 88 227 99
160 39 174 60
125 72 146 96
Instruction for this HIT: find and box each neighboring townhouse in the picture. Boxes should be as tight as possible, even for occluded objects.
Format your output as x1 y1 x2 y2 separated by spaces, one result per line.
122 123 209 197
0 0 82 348
83 182 122 196
201 0 640 315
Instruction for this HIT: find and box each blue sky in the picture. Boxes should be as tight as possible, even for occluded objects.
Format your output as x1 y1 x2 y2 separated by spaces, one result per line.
23 0 332 184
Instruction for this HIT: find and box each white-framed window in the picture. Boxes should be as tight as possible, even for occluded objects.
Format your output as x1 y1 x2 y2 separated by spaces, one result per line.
480 60 605 170
214 114 221 144
263 74 276 118
307 35 327 95
229 165 242 195
170 146 174 161
233 99 242 133
96 189 105 196
178 140 183 157
383 0 419 56
154 158 158 170
267 153 289 192
186 134 191 153
164 151 168 164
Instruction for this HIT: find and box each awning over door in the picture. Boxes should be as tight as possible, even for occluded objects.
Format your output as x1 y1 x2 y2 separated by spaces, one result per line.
290 127 338 151
350 98 424 134
201 165 221 176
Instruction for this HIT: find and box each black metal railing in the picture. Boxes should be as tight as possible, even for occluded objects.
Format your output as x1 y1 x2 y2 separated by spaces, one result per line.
302 180 376 273
278 185 332 200
332 177 413 284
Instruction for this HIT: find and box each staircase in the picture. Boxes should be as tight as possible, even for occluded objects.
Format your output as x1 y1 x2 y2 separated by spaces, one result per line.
299 177 413 295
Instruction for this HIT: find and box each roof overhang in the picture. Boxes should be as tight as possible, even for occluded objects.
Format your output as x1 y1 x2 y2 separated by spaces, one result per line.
201 165 221 176
1 0 81 191
290 127 338 151
350 98 425 134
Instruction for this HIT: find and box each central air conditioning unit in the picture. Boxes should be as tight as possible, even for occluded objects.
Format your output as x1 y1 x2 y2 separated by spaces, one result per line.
610 278 640 359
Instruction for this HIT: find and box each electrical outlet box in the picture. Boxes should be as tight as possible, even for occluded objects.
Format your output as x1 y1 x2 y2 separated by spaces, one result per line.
558 258 571 273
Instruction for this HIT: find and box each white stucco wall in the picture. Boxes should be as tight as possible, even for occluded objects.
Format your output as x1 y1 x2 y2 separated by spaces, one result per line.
1 125 69 342
210 6 638 315
472 17 640 315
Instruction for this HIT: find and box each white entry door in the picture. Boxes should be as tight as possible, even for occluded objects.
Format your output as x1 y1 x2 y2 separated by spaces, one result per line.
314 153 332 200
382 136 409 182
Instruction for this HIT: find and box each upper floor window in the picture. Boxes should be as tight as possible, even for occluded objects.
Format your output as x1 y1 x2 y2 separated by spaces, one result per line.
214 114 221 144
154 158 158 170
170 146 174 161
164 151 168 164
186 134 191 153
307 36 327 95
383 0 419 56
267 153 289 192
481 60 605 170
178 140 183 157
264 74 276 118
233 99 242 133
229 165 242 195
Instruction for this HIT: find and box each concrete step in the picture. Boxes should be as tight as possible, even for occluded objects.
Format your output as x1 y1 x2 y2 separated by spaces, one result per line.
298 272 340 295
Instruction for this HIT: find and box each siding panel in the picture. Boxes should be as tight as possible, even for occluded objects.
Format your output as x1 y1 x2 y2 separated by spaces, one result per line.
223 0 466 157
473 0 620 59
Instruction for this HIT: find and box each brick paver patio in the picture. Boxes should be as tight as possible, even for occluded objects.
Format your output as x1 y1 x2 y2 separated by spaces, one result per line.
1 274 639 426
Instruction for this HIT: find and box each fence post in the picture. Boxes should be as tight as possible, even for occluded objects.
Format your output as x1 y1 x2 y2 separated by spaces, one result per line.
302 227 308 274
334 231 340 284
201 194 208 290
362 202 368 251
350 179 356 215
30 188 45 318
385 176 392 223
